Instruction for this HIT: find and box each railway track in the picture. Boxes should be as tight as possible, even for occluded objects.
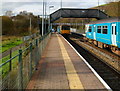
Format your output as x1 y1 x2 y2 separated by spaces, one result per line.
62 34 120 91
70 33 120 73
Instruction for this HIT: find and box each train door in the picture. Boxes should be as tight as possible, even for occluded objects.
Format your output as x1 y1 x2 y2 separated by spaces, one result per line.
85 24 89 33
57 26 60 33
111 24 117 46
93 25 96 40
60 26 62 33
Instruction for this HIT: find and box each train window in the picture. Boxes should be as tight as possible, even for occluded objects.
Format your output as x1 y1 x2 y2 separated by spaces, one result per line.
102 26 108 34
88 26 92 32
97 26 101 33
112 26 113 34
112 26 117 35
62 26 70 30
115 26 116 35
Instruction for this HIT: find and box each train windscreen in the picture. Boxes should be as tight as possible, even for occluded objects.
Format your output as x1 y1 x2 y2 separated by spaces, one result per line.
62 26 70 30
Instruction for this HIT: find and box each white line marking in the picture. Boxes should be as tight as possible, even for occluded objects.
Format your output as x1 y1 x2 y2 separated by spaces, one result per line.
60 35 112 91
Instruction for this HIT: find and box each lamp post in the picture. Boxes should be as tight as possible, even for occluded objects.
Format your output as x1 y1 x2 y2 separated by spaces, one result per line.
49 6 54 12
61 0 62 8
98 0 100 17
42 0 45 36
49 6 54 31
44 2 47 34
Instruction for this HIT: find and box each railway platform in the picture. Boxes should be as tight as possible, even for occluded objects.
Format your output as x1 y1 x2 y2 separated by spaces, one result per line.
26 33 111 91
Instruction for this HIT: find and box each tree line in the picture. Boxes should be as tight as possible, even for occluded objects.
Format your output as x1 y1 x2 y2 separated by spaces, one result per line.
2 15 39 36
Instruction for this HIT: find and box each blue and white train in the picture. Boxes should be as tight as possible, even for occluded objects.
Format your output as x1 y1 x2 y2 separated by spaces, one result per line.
85 18 120 54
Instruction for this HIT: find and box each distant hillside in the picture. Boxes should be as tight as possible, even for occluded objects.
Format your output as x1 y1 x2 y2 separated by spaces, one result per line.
92 2 120 17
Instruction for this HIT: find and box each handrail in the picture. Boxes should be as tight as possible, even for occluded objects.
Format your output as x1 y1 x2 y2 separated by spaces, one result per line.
1 31 51 90
0 32 51 68
22 45 30 53
0 53 19 68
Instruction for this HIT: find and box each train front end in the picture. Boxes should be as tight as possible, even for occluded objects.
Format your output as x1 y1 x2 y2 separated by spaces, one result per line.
60 25 70 35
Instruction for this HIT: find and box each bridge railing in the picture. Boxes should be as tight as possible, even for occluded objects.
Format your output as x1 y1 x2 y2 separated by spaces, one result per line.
0 32 51 90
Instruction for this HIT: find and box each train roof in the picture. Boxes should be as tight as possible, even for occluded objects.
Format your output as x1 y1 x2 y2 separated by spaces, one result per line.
87 17 120 24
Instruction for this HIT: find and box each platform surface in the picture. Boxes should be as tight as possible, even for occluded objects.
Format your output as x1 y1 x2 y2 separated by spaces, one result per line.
26 34 108 91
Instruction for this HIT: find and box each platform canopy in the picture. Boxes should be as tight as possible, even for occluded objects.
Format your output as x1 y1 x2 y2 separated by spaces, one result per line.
50 8 110 22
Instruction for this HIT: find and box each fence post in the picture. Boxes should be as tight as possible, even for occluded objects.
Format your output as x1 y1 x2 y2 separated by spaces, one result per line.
39 37 42 58
18 49 23 90
35 39 39 70
9 49 12 71
29 43 32 79
43 35 45 51
36 39 38 47
41 37 43 52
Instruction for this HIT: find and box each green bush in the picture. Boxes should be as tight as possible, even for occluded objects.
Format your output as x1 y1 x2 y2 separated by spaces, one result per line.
2 16 14 35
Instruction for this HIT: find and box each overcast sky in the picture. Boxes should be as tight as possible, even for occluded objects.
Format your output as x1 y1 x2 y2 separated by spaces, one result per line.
1 0 107 16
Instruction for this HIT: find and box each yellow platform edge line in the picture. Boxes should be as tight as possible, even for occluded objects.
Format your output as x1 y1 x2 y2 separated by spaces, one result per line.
57 34 84 90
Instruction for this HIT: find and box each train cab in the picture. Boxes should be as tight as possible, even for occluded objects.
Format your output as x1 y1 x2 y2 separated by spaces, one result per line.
57 25 71 35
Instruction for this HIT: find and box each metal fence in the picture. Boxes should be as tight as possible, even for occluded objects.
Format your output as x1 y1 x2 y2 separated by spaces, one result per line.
0 32 51 90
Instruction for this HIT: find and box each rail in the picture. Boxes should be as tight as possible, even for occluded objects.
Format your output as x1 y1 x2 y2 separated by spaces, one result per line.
0 32 51 90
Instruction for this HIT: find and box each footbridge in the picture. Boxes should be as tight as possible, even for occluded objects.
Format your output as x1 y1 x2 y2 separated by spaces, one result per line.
50 8 110 22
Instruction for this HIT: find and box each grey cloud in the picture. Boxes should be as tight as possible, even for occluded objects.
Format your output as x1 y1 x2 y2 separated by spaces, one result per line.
1 1 106 15
2 2 42 15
